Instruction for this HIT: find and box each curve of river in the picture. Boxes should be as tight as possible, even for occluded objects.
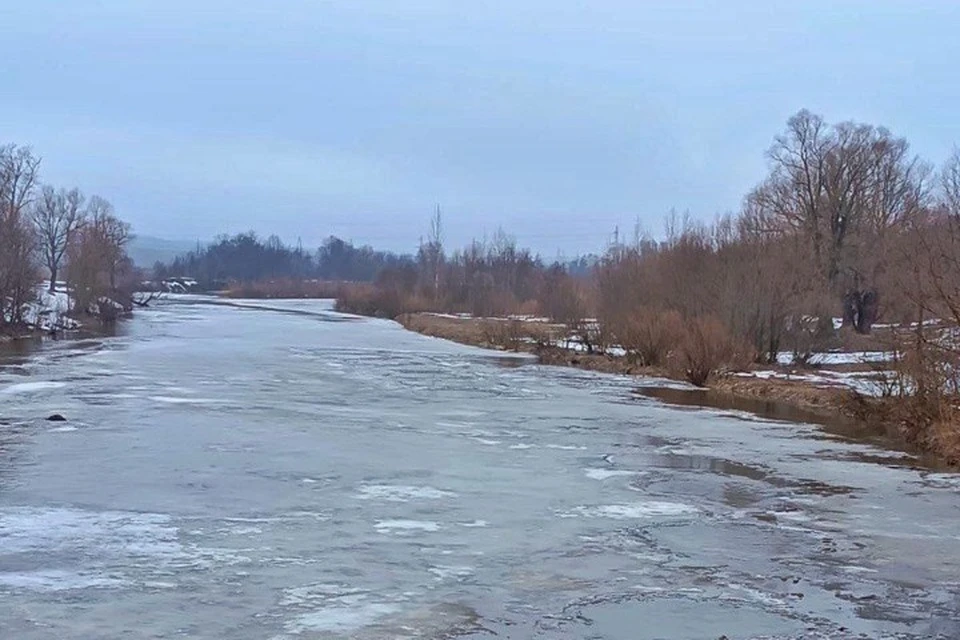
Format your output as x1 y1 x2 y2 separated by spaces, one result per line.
1 299 958 639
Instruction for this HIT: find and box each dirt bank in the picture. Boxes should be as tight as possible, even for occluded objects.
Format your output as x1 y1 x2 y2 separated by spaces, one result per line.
396 313 849 410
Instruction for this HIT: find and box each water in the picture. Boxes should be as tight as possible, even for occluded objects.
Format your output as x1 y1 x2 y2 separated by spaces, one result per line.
1 298 959 639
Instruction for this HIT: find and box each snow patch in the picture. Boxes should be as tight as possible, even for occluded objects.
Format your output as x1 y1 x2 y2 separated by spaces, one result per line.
428 565 474 581
564 501 698 519
356 485 456 502
12 284 81 332
584 468 640 480
775 351 892 366
0 569 126 592
148 396 219 405
279 583 401 635
0 380 66 395
374 520 441 533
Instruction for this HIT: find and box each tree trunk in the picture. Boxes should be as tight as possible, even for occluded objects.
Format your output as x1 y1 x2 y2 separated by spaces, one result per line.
842 288 879 335
48 267 57 294
855 289 879 335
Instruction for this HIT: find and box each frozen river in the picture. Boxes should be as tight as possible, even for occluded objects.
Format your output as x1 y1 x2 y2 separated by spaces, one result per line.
1 298 958 639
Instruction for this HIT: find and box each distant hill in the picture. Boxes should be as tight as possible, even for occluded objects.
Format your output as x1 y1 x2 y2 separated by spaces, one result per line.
128 236 199 268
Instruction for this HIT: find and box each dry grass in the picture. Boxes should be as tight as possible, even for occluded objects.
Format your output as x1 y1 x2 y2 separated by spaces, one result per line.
398 313 559 352
224 278 349 299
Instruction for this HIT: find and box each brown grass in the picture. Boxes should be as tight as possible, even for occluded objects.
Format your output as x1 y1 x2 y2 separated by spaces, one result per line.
224 278 350 299
398 313 558 352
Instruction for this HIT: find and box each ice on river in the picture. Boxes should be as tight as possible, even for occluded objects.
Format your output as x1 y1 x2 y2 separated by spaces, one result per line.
2 297 959 640
1 380 66 395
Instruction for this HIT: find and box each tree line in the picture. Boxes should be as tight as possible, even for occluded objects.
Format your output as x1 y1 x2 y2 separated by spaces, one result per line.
1 143 134 331
337 112 960 380
154 227 594 301
154 234 413 289
336 110 960 458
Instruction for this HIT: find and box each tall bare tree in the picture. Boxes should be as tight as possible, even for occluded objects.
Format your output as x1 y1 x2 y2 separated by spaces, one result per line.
31 185 86 292
66 196 132 315
0 144 41 220
0 145 42 325
748 110 929 333
942 147 960 217
417 206 444 300
87 195 130 289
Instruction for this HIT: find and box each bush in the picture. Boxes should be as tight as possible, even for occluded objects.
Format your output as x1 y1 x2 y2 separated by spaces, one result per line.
853 335 960 462
671 316 745 387
606 308 684 366
335 284 436 318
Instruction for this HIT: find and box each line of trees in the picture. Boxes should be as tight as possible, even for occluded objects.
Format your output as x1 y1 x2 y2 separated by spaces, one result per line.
1 143 134 331
336 112 960 386
154 234 414 289
595 112 960 385
155 224 595 302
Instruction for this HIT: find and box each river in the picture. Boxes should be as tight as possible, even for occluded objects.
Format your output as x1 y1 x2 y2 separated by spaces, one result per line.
1 298 958 639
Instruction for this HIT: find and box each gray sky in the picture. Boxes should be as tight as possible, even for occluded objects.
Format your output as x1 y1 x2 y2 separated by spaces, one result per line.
4 1 959 255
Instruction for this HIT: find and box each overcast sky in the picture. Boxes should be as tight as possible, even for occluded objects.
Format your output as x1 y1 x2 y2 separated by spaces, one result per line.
3 1 959 255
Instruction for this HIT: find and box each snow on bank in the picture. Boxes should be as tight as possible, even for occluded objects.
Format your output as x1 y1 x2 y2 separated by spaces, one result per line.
5 282 136 334
736 369 891 397
4 283 80 333
775 351 893 366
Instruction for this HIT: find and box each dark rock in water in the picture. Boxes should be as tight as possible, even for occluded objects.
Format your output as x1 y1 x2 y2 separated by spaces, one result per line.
46 414 67 422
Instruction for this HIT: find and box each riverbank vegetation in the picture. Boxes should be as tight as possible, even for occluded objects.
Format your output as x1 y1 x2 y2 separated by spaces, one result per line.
336 111 960 463
153 110 960 464
1 143 137 336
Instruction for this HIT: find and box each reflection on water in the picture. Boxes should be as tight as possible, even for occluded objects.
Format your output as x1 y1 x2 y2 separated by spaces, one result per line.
0 337 44 369
0 325 124 371
638 385 843 425
637 385 946 471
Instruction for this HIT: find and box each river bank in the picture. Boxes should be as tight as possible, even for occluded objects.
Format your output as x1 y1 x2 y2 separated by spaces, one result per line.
395 312 955 468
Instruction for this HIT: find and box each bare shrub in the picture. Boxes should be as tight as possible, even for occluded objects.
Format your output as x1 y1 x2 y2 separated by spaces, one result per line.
606 308 683 366
334 284 434 318
671 316 746 387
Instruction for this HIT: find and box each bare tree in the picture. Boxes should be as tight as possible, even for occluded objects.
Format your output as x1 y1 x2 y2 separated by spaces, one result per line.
87 195 131 289
417 205 444 300
66 195 132 316
942 147 960 217
0 145 42 326
31 185 86 292
749 110 929 333
0 144 41 220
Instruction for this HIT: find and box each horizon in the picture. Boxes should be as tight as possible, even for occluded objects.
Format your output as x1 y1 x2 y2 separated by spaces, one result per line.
5 1 960 255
